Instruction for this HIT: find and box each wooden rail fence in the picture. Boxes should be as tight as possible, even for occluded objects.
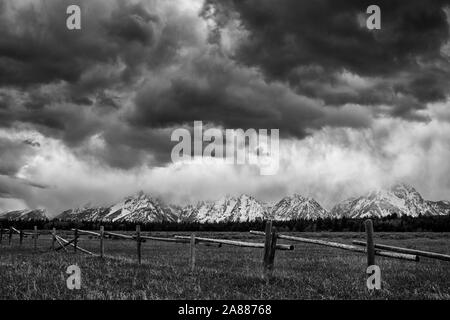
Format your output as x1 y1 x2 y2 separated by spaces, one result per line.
249 231 419 261
1 219 449 281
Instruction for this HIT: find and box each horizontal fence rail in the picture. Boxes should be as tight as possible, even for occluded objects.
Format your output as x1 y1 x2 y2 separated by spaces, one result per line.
103 231 134 240
72 229 101 237
352 240 450 262
249 231 419 262
141 235 190 243
174 235 294 251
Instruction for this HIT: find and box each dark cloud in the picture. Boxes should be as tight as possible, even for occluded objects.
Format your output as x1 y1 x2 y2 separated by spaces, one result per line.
106 3 159 45
128 51 329 138
203 0 450 112
0 92 11 109
0 0 158 88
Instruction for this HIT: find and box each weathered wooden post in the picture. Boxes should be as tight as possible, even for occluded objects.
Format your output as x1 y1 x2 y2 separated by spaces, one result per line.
19 229 24 246
51 228 56 250
100 226 104 258
263 220 272 279
263 220 278 281
136 225 141 264
33 226 38 252
190 233 196 272
9 227 13 245
0 223 3 244
74 228 78 253
365 219 375 266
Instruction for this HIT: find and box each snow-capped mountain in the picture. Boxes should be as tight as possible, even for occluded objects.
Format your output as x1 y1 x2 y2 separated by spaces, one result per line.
188 194 268 223
271 195 329 220
56 191 177 223
0 209 48 221
331 183 446 218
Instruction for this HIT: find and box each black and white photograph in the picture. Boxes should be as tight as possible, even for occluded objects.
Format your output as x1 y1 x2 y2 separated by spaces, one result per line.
0 0 450 307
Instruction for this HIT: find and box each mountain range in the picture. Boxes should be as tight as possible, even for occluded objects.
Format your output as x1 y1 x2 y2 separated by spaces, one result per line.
1 184 449 222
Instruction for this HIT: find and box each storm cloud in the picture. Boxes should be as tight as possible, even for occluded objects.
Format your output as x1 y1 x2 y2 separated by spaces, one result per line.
203 0 450 116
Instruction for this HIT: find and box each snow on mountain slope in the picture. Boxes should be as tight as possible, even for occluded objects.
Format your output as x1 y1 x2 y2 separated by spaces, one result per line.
57 207 110 221
428 200 450 215
189 195 268 223
57 192 176 223
331 183 442 218
230 194 268 222
0 209 48 221
164 205 189 223
271 195 329 220
197 197 238 223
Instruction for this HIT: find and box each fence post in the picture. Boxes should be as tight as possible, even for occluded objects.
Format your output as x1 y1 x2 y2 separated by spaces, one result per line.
263 220 277 281
9 227 12 245
190 233 196 272
51 228 56 250
100 226 104 258
19 229 23 246
263 221 272 276
136 225 141 264
0 223 3 244
365 219 375 266
34 226 38 252
74 228 78 253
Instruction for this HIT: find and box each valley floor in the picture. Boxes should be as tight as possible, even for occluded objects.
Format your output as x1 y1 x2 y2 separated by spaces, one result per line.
0 232 449 299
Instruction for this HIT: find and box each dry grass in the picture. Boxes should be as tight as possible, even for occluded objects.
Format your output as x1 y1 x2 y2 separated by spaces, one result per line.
0 232 449 300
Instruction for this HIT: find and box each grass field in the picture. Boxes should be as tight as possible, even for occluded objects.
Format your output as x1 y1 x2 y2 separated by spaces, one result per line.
0 231 449 300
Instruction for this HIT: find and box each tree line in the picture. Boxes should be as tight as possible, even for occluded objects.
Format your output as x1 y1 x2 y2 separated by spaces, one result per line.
1 214 450 232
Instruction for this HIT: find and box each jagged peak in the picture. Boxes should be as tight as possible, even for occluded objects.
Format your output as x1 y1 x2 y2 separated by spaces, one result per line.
276 194 316 204
125 190 147 200
205 194 261 205
122 190 163 205
361 183 419 199
237 194 259 202
390 182 419 193
291 194 313 201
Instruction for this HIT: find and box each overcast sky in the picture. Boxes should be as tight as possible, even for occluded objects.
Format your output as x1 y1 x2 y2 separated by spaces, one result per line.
1 0 450 216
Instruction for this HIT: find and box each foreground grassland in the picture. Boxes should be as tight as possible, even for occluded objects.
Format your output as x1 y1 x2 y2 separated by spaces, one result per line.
0 232 449 299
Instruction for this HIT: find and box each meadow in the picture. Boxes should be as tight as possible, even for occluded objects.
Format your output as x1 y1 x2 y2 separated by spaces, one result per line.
0 231 449 299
